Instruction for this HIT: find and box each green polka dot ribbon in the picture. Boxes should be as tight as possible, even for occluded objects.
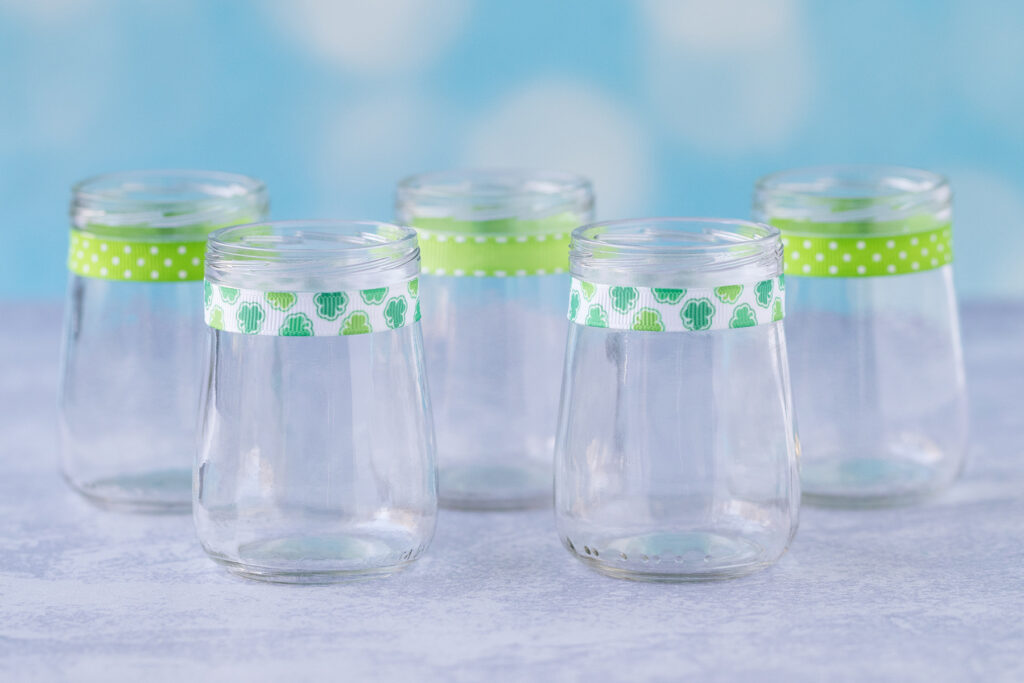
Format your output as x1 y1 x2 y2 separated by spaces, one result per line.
770 218 953 277
410 213 580 276
568 276 784 332
204 278 421 336
68 230 206 282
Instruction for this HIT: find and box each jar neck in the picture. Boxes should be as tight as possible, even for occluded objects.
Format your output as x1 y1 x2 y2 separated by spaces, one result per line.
570 218 782 288
205 221 419 291
396 168 594 232
753 165 951 237
72 170 268 241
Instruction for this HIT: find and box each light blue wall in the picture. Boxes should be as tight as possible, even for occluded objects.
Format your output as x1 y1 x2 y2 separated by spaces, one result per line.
2 0 1022 299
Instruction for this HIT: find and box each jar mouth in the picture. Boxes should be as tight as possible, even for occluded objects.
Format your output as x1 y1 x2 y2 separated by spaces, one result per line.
754 165 951 225
73 169 268 230
573 217 780 254
396 168 594 222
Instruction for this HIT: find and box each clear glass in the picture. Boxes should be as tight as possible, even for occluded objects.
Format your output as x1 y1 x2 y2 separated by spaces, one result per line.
195 221 437 583
396 169 594 510
59 170 268 512
754 165 968 506
555 218 799 581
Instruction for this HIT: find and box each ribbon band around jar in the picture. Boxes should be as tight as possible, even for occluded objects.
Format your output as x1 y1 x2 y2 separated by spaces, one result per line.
68 230 207 282
568 276 784 332
204 278 421 336
411 213 579 276
771 218 953 278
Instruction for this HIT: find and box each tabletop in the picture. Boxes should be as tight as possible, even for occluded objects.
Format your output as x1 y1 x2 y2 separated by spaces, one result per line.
1 301 1022 682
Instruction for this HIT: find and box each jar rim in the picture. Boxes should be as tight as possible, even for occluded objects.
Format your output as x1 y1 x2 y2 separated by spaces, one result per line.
755 164 949 202
73 169 268 229
207 220 418 260
572 217 780 254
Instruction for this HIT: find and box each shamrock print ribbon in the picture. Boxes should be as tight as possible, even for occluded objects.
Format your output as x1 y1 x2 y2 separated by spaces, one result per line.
204 278 421 336
567 276 784 332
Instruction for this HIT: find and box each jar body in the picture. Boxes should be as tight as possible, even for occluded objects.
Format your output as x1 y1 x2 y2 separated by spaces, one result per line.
784 267 967 505
554 218 799 581
59 277 205 511
755 165 968 506
196 327 437 582
419 273 567 509
58 170 268 512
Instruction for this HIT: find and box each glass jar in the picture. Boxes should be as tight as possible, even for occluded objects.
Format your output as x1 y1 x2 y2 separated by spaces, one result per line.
554 218 799 581
754 166 969 507
195 220 437 583
59 170 268 512
395 169 594 510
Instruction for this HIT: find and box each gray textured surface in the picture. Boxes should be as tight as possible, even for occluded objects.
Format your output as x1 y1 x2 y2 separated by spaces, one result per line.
1 301 1022 682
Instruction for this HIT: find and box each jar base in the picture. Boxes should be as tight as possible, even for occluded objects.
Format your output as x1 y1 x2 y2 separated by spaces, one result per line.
562 531 778 582
202 529 427 583
439 462 550 510
65 468 192 514
801 454 954 508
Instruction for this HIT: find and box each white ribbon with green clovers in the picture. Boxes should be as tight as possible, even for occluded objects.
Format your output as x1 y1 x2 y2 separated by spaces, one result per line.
204 278 420 336
567 276 784 332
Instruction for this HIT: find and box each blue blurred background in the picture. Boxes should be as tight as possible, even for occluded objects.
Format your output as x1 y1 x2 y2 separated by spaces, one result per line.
2 0 1022 299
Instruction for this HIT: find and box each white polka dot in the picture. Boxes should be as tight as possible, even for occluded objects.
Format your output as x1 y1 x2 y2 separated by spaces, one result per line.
111 256 120 265
90 254 98 262
99 267 108 276
82 264 90 273
515 236 528 243
178 270 188 279
150 246 159 255
815 253 824 261
856 265 866 274
100 243 108 252
885 240 895 248
898 251 907 259
123 269 132 278
435 268 447 275
887 264 896 273
537 234 548 242
828 265 838 274
150 271 159 279
872 253 881 262
515 269 527 276
495 236 508 244
124 245 132 254
910 237 919 246
82 240 90 249
856 240 866 250
163 258 173 267
921 247 929 256
191 257 200 266
828 241 838 250
937 243 945 251
535 268 547 275
802 239 812 249
453 269 465 276
842 253 852 262
474 269 487 276
911 262 920 270
137 258 145 266
791 251 800 260
76 251 84 259
474 236 487 243
494 270 507 277
930 233 937 242
781 238 790 246
177 245 187 254
454 235 466 243
931 258 938 266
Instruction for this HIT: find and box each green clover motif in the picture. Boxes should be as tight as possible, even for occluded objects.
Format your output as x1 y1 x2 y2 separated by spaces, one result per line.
584 304 609 328
219 286 240 304
313 292 348 321
579 281 596 300
265 292 297 311
203 281 213 308
714 285 743 304
414 300 421 323
568 290 581 320
408 279 419 297
384 296 408 329
779 274 786 292
681 297 715 331
754 280 774 308
772 297 784 322
632 308 664 332
279 313 313 336
208 305 224 330
360 287 388 305
729 303 757 329
609 286 639 313
237 302 265 334
341 311 372 335
652 288 685 304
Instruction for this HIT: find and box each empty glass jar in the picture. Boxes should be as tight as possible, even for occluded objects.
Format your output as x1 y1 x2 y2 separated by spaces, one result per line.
754 165 968 506
59 170 268 512
396 169 594 509
195 220 437 582
555 218 799 581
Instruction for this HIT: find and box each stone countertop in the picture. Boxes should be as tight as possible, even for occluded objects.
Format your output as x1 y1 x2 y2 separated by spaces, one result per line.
1 302 1022 682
